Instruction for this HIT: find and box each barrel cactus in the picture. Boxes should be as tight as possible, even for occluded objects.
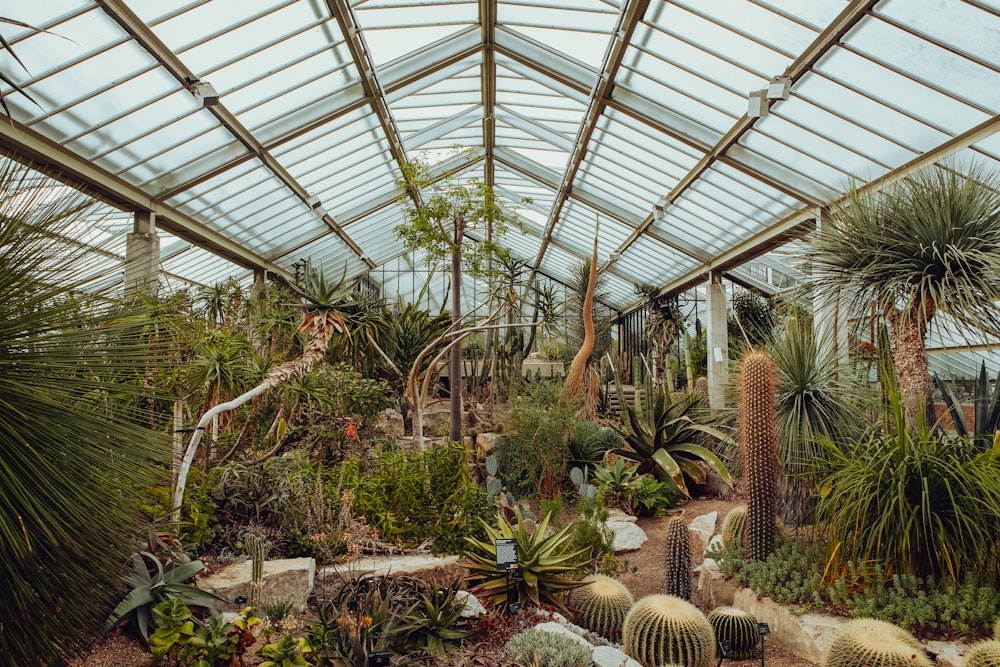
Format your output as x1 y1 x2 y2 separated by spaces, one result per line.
995 618 1000 641
720 505 747 547
738 350 778 561
965 640 1000 667
708 606 759 659
820 618 931 667
622 594 715 667
664 516 691 600
570 574 634 642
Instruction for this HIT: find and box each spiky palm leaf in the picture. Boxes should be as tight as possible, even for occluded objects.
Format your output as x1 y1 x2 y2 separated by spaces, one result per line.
0 158 166 665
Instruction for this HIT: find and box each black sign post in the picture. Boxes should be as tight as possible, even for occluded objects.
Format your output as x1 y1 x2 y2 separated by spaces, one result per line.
495 538 519 614
756 623 770 667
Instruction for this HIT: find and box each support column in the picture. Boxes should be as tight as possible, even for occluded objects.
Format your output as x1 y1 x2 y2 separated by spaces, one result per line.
250 268 267 299
813 212 850 369
125 210 159 298
706 271 729 409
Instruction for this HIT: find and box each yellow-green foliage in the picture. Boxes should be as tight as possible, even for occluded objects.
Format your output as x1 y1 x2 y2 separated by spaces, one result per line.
708 606 758 659
570 574 634 642
820 618 931 667
738 351 778 562
995 617 1000 641
720 505 746 547
965 640 1000 667
622 594 715 667
664 517 691 600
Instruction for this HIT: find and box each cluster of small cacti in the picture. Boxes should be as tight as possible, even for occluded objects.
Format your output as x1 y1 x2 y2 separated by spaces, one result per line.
570 574 634 642
664 516 691 600
964 639 1000 667
504 626 593 667
622 594 715 667
720 505 747 547
820 618 932 667
708 606 759 659
244 532 270 610
738 350 778 562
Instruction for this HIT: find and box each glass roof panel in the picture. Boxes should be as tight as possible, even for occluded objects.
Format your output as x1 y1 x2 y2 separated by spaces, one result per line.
363 25 474 67
877 0 1000 71
498 0 619 70
613 234 701 288
285 232 370 278
343 204 408 266
552 200 632 261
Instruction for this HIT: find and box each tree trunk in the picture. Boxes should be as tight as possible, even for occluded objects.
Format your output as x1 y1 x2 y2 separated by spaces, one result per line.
563 237 597 399
449 218 464 442
887 301 936 429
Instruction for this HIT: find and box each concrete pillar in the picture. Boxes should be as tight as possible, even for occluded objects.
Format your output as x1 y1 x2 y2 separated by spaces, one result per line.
250 268 267 299
706 271 729 409
813 212 850 368
125 210 159 298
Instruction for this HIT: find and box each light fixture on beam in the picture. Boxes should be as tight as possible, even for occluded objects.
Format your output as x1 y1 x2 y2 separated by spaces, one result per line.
767 75 791 100
307 194 328 218
748 89 768 118
609 251 621 262
653 196 668 221
188 79 220 107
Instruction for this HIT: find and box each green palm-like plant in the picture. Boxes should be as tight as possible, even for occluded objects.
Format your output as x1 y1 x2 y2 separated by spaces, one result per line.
612 379 733 497
461 508 591 612
810 162 1000 426
0 158 167 665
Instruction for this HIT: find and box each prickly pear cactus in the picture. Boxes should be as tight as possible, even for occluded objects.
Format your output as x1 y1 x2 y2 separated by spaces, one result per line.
708 607 759 659
622 594 715 667
965 640 1000 667
720 505 747 547
738 350 778 562
820 618 931 667
664 517 691 600
570 574 634 642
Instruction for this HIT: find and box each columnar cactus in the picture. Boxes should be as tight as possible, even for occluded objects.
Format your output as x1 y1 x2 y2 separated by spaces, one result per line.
820 618 931 667
964 640 1000 667
664 516 691 600
570 574 634 642
994 618 1000 641
244 532 270 610
720 505 747 547
708 606 759 659
738 350 778 562
622 594 715 667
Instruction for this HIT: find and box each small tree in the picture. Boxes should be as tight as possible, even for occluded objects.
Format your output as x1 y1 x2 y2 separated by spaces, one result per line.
394 156 520 441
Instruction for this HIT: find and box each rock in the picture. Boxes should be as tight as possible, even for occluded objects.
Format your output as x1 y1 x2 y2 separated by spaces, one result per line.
592 645 644 667
421 407 451 436
697 558 738 608
926 640 969 667
323 554 461 586
375 408 404 438
455 590 486 618
732 588 846 664
476 432 505 453
688 511 718 551
605 508 638 523
534 608 569 625
201 558 315 612
605 521 648 552
532 622 594 652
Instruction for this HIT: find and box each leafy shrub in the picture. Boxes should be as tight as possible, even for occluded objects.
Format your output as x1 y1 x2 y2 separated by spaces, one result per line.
318 363 393 428
149 600 261 667
593 459 680 516
505 627 593 667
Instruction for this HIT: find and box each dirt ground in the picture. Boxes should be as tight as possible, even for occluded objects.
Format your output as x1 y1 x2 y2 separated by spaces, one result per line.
72 496 817 667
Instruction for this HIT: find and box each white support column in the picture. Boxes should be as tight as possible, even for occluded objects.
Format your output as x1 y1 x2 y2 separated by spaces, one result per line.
813 211 850 368
706 271 729 409
125 210 159 297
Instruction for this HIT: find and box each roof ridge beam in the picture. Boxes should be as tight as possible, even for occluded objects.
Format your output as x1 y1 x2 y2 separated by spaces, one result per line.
481 0 497 188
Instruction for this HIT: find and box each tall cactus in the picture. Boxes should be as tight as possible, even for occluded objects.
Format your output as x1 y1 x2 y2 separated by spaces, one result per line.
738 350 778 562
664 516 691 600
244 532 270 611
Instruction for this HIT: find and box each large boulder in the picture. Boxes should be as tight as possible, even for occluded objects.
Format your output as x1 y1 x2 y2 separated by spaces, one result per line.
605 521 648 552
697 557 738 608
732 588 846 664
323 554 462 587
375 408 405 438
688 511 718 552
592 645 643 667
201 558 315 612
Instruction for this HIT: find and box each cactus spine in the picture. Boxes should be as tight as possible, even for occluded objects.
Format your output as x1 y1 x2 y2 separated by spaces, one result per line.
965 640 1000 667
570 574 634 642
720 505 747 547
708 607 759 659
664 516 691 600
820 618 931 667
622 594 715 667
738 350 778 561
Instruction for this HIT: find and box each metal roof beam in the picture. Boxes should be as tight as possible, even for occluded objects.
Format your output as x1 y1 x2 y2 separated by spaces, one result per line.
528 0 651 279
481 0 497 188
94 0 372 269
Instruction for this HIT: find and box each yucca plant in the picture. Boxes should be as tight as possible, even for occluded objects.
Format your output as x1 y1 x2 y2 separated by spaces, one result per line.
461 508 591 613
613 375 733 498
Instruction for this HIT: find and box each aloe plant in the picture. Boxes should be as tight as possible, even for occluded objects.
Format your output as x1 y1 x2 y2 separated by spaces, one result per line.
934 361 1000 450
461 508 590 612
612 376 733 497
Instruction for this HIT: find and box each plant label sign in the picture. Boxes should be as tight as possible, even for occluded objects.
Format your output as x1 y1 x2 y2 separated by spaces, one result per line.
368 652 390 666
496 538 518 570
756 623 771 636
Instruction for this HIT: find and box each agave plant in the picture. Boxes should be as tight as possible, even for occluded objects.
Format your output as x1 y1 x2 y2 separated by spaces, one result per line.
612 377 733 497
934 361 1000 451
461 508 590 613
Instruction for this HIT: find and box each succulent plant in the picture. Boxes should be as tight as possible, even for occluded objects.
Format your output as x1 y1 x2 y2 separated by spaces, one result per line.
664 516 691 600
570 574 634 642
738 350 778 561
964 640 1000 667
505 626 593 667
708 606 759 659
622 594 715 667
820 618 931 667
994 617 1000 641
720 505 747 547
